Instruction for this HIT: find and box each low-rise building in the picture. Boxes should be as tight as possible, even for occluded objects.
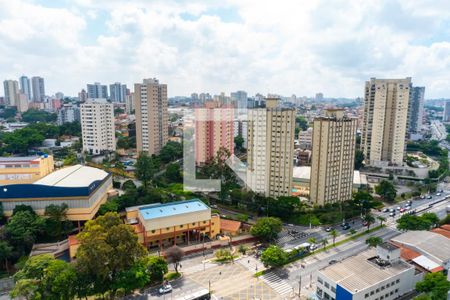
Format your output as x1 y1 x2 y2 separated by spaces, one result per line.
316 243 422 300
0 164 112 222
0 155 54 185
126 199 220 249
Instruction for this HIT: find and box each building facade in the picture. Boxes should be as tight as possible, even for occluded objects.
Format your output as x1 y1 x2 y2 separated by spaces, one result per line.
408 86 425 133
3 80 19 106
134 78 168 155
19 75 31 101
80 99 116 155
0 155 54 185
310 109 357 205
86 82 108 99
231 90 248 111
31 76 45 102
57 104 80 125
109 82 127 103
361 78 411 166
247 98 295 198
298 127 313 150
443 101 450 122
195 101 234 165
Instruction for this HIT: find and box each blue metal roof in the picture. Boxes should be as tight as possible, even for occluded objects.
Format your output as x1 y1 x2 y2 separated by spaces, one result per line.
139 199 209 220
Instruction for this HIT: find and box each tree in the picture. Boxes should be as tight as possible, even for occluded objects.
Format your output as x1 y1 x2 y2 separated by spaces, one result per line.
377 216 386 227
44 203 72 240
375 180 397 202
166 163 182 183
75 213 147 295
5 211 44 255
12 204 35 216
250 217 282 242
365 236 383 248
363 213 375 231
414 295 431 300
329 229 339 246
354 149 364 170
296 116 308 131
135 152 158 188
165 246 184 274
416 272 450 300
122 179 136 191
397 213 438 231
159 141 183 164
234 135 244 151
320 238 328 250
260 245 288 268
307 237 317 245
21 109 57 123
10 279 41 300
0 240 13 272
145 256 168 282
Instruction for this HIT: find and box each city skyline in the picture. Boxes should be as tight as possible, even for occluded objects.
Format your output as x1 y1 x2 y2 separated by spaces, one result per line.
1 1 450 98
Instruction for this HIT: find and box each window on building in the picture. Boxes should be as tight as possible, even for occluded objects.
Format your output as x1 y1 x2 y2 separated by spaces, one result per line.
365 293 369 298
318 277 323 284
324 282 329 289
396 279 400 284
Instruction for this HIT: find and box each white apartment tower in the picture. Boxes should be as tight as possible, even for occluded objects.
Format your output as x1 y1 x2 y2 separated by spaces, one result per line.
361 78 411 166
3 80 19 106
80 99 116 155
134 78 168 155
247 98 295 198
310 109 357 205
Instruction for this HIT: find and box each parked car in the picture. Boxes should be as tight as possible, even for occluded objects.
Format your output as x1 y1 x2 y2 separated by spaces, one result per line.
159 284 173 294
427 195 432 199
325 227 332 232
382 208 389 213
420 195 425 199
399 208 406 213
396 206 401 210
407 200 412 205
342 224 351 230
389 212 396 217
329 260 338 265
436 193 441 196
389 208 395 213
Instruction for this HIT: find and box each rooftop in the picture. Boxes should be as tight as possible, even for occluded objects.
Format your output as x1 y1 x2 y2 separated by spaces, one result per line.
391 231 450 265
138 199 209 221
0 156 47 162
220 219 241 232
319 249 414 294
34 165 108 188
379 242 399 251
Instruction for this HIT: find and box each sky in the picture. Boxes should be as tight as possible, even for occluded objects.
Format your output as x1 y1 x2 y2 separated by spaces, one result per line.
1 0 450 98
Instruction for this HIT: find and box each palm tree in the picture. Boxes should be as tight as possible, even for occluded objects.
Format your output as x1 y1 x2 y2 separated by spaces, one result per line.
307 237 317 245
330 229 338 246
363 213 376 231
366 236 383 248
320 238 328 250
377 216 386 227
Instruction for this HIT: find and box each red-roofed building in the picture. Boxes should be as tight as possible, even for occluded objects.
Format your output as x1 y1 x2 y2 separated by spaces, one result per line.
220 219 242 236
431 228 450 239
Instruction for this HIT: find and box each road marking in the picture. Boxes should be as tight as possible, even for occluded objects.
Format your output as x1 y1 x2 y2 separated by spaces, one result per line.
261 272 292 296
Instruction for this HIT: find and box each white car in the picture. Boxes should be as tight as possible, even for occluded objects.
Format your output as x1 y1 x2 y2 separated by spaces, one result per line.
159 284 173 294
436 193 441 196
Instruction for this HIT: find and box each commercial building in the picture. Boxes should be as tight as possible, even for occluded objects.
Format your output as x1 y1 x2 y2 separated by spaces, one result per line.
80 99 116 155
125 199 220 249
134 78 168 155
316 243 421 300
408 86 425 133
0 155 54 185
3 80 19 106
0 164 112 221
109 82 128 103
86 82 108 99
19 75 31 101
31 76 45 102
310 109 357 205
361 78 411 166
443 101 450 123
195 101 234 165
247 98 295 198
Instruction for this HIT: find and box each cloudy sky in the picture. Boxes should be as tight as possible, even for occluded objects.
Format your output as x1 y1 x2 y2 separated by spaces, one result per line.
1 0 450 98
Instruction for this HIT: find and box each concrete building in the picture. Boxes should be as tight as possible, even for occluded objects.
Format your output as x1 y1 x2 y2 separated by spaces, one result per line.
3 80 19 106
298 127 313 150
0 155 54 185
125 199 220 249
443 101 450 123
109 82 127 103
80 99 116 155
0 164 112 221
57 104 80 125
247 98 295 198
195 101 234 165
310 109 357 205
86 82 108 99
16 93 29 113
234 118 248 149
31 76 45 102
408 86 425 133
361 78 411 166
78 89 88 102
231 90 248 111
134 78 168 155
19 75 31 101
316 243 422 300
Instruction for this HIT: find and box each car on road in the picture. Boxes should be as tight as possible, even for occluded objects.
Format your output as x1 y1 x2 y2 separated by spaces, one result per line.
436 193 441 196
382 208 389 213
396 206 401 211
389 208 395 213
159 284 173 294
407 200 412 205
389 212 396 217
420 195 425 199
310 244 318 251
427 195 432 199
399 208 406 213
342 224 351 230
325 227 332 232
329 260 338 265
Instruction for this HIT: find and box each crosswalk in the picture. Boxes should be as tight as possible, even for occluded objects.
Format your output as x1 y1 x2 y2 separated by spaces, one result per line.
261 271 293 297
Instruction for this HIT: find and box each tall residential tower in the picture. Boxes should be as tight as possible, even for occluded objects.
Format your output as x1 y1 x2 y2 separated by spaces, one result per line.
31 76 45 102
3 80 19 106
408 86 425 133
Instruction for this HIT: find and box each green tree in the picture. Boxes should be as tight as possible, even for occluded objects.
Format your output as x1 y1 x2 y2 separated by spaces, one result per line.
122 180 136 191
10 279 41 300
377 216 386 227
166 163 182 182
416 272 450 300
0 240 13 272
320 238 328 249
363 213 375 231
159 141 183 164
365 236 383 248
354 149 364 170
44 203 72 241
165 246 184 274
260 245 288 268
12 204 35 216
307 237 317 245
41 259 77 300
397 213 438 231
295 116 308 131
234 135 245 151
135 152 158 188
75 213 147 295
414 295 431 300
98 198 120 215
145 256 168 282
21 109 57 123
329 229 339 246
375 180 397 202
5 211 44 255
250 217 282 242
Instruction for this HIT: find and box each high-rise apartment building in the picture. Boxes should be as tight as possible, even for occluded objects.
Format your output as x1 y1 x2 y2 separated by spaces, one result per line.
86 82 108 99
19 75 31 101
16 94 29 113
231 90 248 111
78 89 88 102
361 78 411 166
3 80 19 106
246 98 295 198
80 99 115 155
109 82 127 103
31 76 45 102
310 109 357 205
58 104 80 125
195 101 234 165
408 86 425 133
444 101 450 122
134 78 168 155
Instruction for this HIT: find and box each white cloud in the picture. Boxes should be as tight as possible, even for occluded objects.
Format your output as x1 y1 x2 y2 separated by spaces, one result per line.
0 0 450 98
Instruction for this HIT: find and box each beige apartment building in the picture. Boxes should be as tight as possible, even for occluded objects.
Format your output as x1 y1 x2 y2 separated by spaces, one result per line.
80 99 116 155
195 100 234 165
0 155 54 185
310 109 357 205
3 80 20 107
361 78 411 166
247 98 295 198
134 78 168 155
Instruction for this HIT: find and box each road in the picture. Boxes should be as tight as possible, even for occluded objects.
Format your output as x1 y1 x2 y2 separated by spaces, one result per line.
430 120 447 141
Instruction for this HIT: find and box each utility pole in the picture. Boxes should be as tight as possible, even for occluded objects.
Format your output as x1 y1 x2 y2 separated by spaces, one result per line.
298 275 302 297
